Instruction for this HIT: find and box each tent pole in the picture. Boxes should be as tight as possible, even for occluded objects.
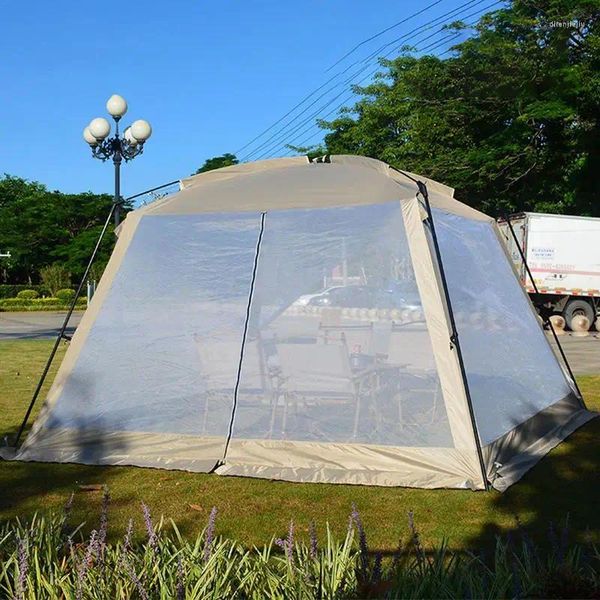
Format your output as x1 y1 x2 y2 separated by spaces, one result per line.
124 180 180 204
13 202 117 448
503 216 586 407
416 181 490 491
219 211 267 467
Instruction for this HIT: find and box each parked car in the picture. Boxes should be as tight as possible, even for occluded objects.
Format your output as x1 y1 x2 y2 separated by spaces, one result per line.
373 283 421 310
292 286 348 307
307 283 422 310
308 285 373 308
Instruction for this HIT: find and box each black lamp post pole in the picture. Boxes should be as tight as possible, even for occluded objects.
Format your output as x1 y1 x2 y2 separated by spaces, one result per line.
113 119 122 227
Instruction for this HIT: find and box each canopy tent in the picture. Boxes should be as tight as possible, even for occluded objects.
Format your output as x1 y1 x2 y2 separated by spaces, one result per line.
10 155 595 490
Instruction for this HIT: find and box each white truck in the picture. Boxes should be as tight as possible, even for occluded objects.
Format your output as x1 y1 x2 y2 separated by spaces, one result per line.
497 212 600 330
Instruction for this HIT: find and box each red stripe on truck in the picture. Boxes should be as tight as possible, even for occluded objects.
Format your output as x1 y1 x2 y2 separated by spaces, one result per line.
530 267 600 276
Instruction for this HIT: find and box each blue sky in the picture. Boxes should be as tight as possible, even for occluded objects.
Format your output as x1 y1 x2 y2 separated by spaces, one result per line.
0 0 486 197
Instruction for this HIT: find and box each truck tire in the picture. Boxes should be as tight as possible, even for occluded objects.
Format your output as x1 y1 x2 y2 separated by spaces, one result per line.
563 299 595 331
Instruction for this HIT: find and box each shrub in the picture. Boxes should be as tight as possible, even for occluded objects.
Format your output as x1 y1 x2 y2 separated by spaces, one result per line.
40 264 71 296
56 288 76 301
16 289 39 299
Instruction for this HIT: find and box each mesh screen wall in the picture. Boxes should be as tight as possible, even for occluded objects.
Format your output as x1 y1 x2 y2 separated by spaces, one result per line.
232 201 453 447
43 213 261 443
433 210 573 445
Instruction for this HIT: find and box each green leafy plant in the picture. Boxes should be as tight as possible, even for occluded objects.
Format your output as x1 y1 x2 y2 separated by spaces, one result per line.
0 499 597 600
16 289 39 299
55 288 76 302
40 265 71 297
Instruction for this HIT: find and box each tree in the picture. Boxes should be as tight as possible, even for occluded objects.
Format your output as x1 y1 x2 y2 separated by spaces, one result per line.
0 176 132 284
319 0 599 217
194 153 239 175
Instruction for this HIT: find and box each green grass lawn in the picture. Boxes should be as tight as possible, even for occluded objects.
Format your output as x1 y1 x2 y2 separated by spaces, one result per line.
1 339 599 551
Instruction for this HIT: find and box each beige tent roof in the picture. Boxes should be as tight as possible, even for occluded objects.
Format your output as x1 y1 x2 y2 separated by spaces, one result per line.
134 155 490 222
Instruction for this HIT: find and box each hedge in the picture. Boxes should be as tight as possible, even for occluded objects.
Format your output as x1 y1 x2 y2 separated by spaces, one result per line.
0 297 87 312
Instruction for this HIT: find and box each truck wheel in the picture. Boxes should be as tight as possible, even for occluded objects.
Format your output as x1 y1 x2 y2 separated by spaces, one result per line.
563 299 595 331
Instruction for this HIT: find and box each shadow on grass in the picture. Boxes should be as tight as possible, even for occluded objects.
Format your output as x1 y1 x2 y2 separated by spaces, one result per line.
1 409 133 532
468 411 600 551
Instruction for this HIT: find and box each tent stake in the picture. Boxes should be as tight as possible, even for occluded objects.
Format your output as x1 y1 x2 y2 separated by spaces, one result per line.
416 181 490 491
13 202 117 448
503 216 586 408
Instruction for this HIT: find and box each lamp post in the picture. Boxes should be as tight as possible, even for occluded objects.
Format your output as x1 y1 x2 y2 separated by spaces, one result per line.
83 95 152 227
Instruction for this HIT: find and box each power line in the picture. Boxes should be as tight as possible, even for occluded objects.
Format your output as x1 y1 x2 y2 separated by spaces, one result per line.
235 0 480 158
325 0 446 72
248 2 501 162
239 0 501 162
347 0 490 71
256 30 469 160
241 26 459 162
254 2 503 160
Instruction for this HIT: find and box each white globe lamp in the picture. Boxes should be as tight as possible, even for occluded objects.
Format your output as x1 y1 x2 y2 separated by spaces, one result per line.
83 126 98 146
88 117 111 140
124 127 138 146
106 94 128 118
130 119 152 142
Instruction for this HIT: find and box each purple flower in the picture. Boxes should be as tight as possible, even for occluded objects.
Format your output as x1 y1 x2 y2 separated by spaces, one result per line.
61 492 75 538
85 529 99 566
350 504 368 576
120 553 149 600
63 492 74 520
309 520 318 560
558 514 570 565
176 556 185 600
141 502 157 550
408 511 427 564
15 534 28 600
75 529 99 600
275 520 295 564
98 486 110 559
123 519 134 552
511 555 521 599
203 507 217 563
286 520 295 563
372 552 382 584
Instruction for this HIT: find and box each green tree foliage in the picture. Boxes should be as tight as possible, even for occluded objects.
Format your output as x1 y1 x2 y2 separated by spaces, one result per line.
0 176 131 284
319 0 599 216
194 153 239 174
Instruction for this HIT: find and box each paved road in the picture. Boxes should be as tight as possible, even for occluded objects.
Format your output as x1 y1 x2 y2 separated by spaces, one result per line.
1 311 598 375
0 311 83 341
547 333 600 376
